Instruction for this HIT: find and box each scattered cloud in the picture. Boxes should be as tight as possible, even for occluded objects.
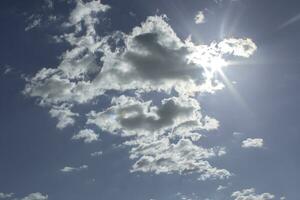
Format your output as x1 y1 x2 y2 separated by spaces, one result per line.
60 165 88 173
72 129 99 143
232 188 275 200
242 138 264 148
23 0 256 180
195 11 205 24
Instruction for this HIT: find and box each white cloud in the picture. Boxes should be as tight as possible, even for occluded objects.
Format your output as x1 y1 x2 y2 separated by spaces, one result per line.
232 188 275 200
69 0 110 25
21 193 48 200
130 138 230 180
195 11 205 24
60 165 88 173
217 185 227 191
49 104 79 129
72 129 99 143
91 151 103 157
0 193 14 199
242 138 264 148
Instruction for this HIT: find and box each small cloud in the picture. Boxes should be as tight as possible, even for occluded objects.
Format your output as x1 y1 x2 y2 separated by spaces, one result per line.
195 11 205 24
129 11 136 17
21 193 48 200
1 65 13 75
232 188 275 200
0 193 14 199
91 151 103 157
49 104 79 129
44 0 54 9
72 129 99 143
233 132 244 137
241 138 264 149
25 15 42 31
60 165 88 173
216 185 227 191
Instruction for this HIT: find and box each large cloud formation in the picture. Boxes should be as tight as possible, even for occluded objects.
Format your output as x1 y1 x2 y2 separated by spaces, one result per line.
23 0 257 180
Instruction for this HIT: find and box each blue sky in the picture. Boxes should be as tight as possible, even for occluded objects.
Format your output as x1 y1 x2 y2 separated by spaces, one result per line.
0 0 300 200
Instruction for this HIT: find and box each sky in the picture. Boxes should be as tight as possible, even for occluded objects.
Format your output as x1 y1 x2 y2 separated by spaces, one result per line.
0 0 300 200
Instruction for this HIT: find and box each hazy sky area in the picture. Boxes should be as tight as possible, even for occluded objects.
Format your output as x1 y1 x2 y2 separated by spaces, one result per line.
0 0 300 200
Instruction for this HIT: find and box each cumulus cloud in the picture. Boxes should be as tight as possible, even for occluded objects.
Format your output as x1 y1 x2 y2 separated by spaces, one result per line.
23 0 256 180
20 193 48 200
241 138 264 148
72 129 99 143
232 188 275 200
24 14 256 107
60 165 88 173
0 193 14 199
195 11 205 24
87 95 230 180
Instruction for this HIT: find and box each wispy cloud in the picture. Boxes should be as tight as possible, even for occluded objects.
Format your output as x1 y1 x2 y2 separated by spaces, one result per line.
60 165 88 173
278 13 300 30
